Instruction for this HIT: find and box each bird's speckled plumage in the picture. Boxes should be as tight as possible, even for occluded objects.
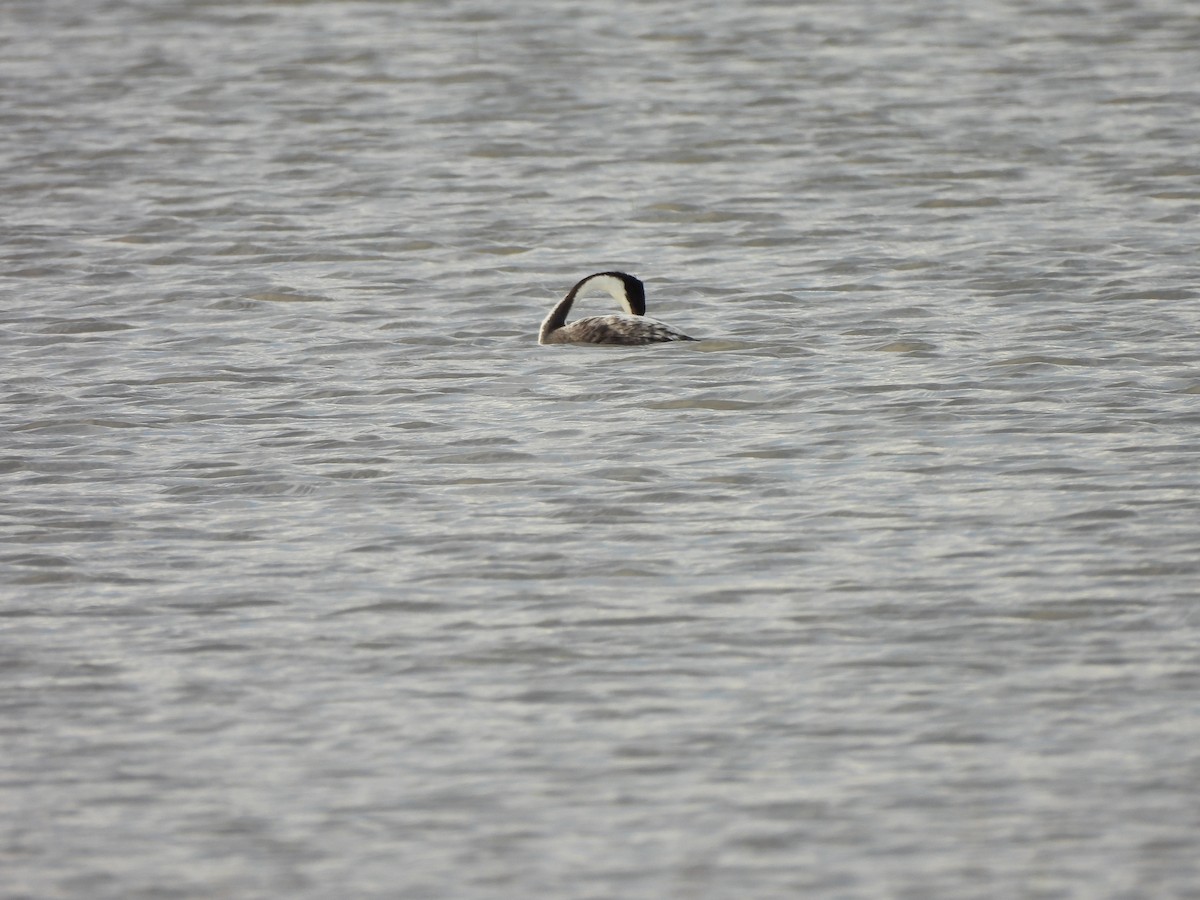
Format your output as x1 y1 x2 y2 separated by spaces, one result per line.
538 272 697 345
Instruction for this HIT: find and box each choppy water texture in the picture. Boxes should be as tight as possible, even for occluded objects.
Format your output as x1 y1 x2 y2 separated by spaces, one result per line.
3 1 1200 897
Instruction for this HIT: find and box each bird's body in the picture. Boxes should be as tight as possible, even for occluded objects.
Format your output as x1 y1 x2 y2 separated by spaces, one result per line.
538 272 696 345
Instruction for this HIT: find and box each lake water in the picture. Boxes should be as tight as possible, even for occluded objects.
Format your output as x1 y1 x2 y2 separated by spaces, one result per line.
3 1 1200 897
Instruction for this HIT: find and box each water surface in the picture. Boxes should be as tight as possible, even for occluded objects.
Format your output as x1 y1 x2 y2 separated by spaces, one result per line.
3 1 1200 897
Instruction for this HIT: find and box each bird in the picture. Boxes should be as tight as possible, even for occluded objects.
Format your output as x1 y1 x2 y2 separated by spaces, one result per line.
538 271 697 345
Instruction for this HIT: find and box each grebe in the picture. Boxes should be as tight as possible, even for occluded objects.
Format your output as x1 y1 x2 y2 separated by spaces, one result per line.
538 272 697 345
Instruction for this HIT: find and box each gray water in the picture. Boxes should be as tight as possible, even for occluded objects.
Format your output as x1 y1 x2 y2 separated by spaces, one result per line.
3 1 1200 897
